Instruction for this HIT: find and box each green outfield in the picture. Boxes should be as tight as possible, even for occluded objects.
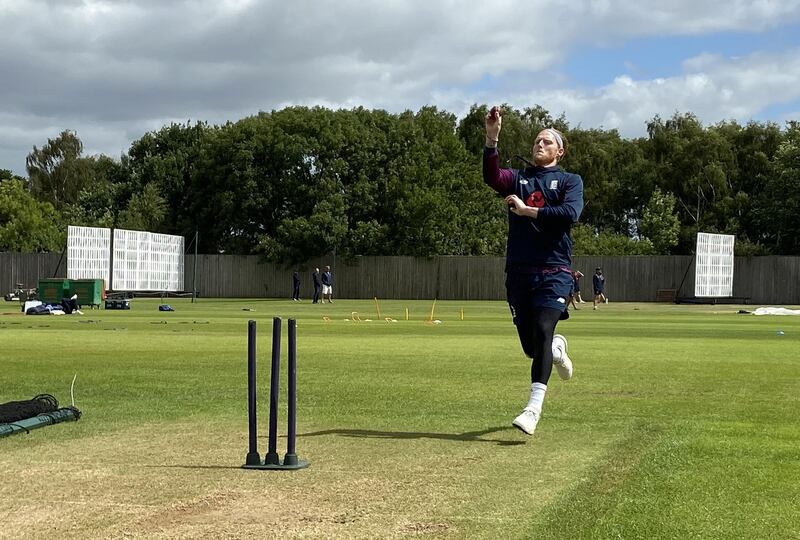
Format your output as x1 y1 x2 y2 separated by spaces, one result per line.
1 298 798 539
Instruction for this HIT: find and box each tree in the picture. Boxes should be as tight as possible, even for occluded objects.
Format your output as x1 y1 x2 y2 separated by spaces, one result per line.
0 169 18 182
562 128 654 236
752 121 800 254
711 120 782 250
0 178 64 252
179 106 507 261
643 113 739 252
572 224 655 255
62 155 131 228
125 121 210 238
26 130 95 210
117 183 168 231
73 104 799 259
639 188 680 253
456 104 489 157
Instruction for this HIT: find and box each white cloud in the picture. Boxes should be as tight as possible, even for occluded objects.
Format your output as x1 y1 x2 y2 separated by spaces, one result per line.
1 0 800 173
504 49 800 135
564 0 800 36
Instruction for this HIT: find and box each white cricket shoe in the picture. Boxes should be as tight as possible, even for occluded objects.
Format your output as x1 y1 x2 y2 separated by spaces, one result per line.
512 409 540 435
552 334 573 380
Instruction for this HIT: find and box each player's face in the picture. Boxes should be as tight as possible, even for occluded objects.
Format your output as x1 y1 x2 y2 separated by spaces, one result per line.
532 130 564 166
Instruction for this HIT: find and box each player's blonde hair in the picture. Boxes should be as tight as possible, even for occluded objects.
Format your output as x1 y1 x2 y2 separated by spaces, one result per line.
548 128 568 160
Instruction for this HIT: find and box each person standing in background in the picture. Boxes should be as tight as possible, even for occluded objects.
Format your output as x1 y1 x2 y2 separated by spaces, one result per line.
312 268 321 304
321 265 333 303
292 270 301 301
592 267 608 309
572 270 586 303
567 277 580 311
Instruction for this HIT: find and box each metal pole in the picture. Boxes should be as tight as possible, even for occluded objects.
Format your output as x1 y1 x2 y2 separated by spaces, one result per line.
192 230 198 303
52 242 67 278
265 317 282 466
244 320 261 466
284 318 299 466
109 228 115 291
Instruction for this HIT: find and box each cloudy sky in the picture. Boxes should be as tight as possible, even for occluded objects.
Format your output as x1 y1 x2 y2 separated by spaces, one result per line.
2 0 800 176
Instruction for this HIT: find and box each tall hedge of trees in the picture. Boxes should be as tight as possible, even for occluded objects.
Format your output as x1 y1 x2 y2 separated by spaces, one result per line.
3 106 798 259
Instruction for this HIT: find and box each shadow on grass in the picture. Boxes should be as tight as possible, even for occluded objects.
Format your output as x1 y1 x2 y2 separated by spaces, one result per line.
144 464 245 470
300 426 526 446
144 427 525 470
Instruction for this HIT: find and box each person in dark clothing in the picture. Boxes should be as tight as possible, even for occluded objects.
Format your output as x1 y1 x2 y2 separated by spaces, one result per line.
292 270 301 301
483 105 584 436
567 273 580 311
61 295 79 314
312 268 321 304
568 269 584 309
592 267 608 309
321 265 333 303
573 269 586 303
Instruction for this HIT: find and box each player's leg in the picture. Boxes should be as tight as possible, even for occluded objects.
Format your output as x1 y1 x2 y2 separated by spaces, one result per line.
508 313 543 435
512 307 561 434
552 333 573 380
568 293 579 310
506 273 542 435
544 273 574 379
528 307 562 384
509 271 572 435
576 286 585 302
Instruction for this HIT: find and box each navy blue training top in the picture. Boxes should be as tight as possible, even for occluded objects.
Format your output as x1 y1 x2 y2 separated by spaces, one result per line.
483 147 584 270
593 273 605 292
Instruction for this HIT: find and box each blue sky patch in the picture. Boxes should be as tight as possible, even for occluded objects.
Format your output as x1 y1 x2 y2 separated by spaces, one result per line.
562 23 800 87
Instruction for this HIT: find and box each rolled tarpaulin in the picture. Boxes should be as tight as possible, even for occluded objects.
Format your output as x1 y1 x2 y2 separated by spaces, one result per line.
0 407 82 438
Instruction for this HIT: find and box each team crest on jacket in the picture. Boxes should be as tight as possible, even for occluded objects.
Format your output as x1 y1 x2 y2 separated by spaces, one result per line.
527 191 545 208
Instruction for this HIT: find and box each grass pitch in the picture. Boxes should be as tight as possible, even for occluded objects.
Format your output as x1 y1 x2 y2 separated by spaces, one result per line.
1 298 798 539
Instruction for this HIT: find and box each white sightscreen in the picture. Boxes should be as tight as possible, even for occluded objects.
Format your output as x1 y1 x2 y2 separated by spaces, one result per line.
694 232 735 297
112 229 185 291
67 225 111 285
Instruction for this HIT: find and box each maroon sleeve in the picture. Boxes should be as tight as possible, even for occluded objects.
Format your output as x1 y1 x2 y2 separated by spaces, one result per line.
483 147 515 195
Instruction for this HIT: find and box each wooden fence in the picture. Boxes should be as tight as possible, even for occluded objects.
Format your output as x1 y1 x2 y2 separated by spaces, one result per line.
0 253 66 294
2 252 799 304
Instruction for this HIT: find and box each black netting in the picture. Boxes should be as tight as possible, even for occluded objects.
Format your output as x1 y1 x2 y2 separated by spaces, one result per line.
0 394 59 423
